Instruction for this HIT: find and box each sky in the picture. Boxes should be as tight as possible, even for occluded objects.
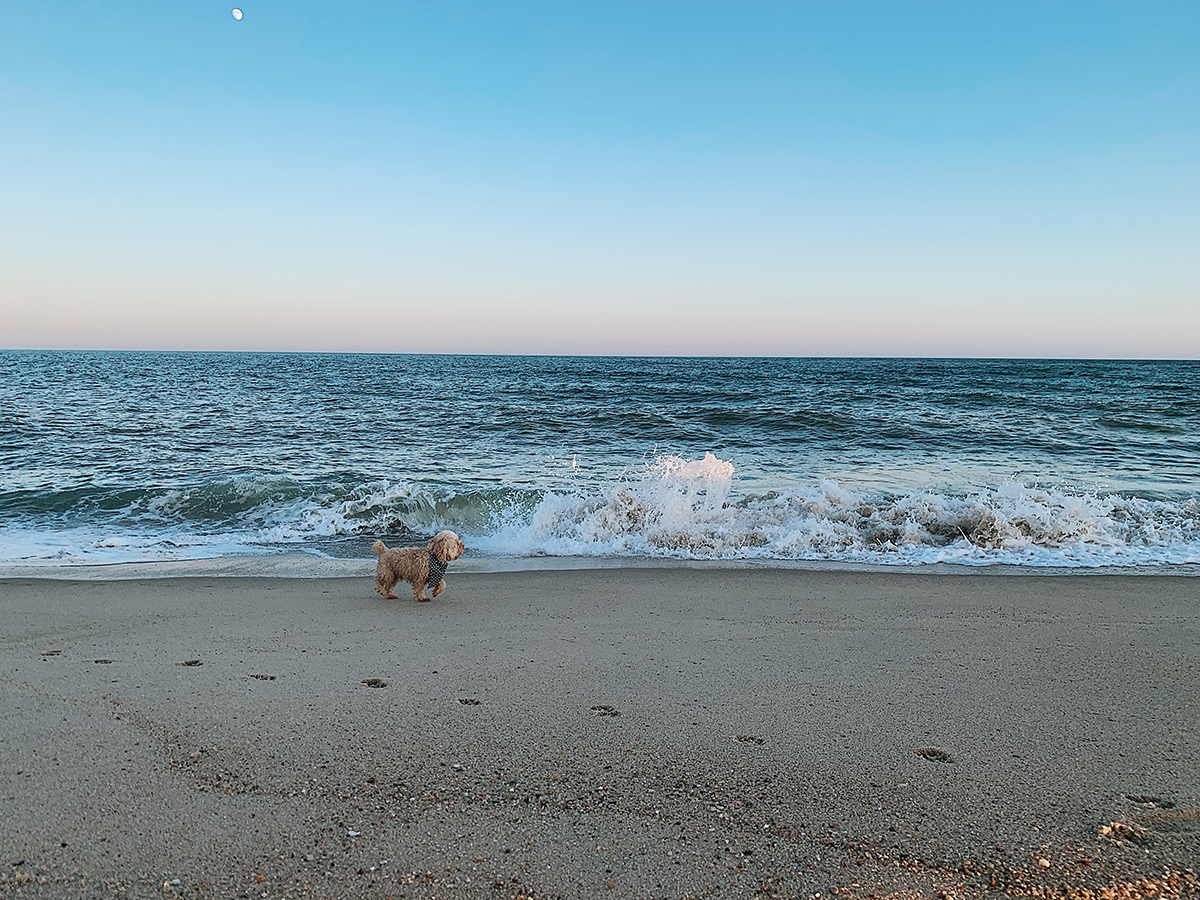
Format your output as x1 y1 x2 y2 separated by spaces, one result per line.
2 2 1198 357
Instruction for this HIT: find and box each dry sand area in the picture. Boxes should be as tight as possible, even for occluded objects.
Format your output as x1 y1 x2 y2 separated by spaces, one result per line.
1 568 1197 900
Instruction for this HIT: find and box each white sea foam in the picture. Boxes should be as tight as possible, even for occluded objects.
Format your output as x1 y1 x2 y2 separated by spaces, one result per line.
0 526 278 566
467 454 1200 568
2 454 1198 569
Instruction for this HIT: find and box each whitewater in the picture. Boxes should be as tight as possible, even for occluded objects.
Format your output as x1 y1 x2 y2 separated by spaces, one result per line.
2 352 1197 570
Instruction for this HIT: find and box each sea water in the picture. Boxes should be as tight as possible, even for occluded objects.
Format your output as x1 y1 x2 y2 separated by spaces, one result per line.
1 351 1197 569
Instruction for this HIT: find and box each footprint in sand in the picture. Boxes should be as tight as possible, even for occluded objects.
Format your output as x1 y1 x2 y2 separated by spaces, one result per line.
361 678 388 688
591 705 620 717
180 659 203 667
40 650 62 657
249 674 276 681
735 734 764 745
94 659 113 664
913 747 954 763
458 698 480 705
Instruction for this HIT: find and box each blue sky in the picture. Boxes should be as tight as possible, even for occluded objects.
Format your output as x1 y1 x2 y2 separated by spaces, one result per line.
2 2 1197 356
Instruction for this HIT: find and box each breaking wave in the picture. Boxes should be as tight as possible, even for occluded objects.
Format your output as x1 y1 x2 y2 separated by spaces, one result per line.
469 453 1200 567
2 454 1198 568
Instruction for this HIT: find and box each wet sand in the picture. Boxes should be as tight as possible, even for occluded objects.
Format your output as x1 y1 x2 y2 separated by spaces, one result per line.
1 569 1197 899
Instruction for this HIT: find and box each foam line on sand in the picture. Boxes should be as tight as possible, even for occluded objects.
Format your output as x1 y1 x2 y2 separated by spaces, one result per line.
4 552 1196 581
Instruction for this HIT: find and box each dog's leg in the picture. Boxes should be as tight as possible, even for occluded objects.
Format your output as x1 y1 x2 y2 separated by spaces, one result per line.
412 583 431 602
431 579 446 598
376 574 399 600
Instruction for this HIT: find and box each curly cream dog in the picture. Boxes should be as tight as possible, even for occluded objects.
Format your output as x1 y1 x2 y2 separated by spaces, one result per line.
372 531 465 601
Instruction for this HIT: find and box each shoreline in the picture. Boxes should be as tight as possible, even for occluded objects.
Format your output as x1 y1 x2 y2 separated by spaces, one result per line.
2 552 1199 581
2 568 1197 899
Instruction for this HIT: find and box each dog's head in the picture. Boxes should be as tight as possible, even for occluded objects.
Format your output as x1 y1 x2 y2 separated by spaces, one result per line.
430 530 465 564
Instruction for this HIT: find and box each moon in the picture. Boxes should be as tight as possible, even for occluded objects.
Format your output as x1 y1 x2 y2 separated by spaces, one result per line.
232 8 243 19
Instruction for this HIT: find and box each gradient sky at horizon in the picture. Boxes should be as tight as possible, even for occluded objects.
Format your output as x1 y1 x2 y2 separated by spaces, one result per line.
2 2 1198 357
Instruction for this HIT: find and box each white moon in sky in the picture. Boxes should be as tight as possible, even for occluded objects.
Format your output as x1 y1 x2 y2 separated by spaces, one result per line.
232 8 243 19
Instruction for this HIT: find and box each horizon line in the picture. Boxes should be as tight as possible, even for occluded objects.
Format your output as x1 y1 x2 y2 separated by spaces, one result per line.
3 347 1197 362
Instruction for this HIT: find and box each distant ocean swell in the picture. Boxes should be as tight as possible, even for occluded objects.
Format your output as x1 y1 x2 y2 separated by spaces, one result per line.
3 453 1198 568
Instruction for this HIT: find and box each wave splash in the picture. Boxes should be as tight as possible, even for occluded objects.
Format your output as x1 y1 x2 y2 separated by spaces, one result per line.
2 454 1198 567
470 454 1200 567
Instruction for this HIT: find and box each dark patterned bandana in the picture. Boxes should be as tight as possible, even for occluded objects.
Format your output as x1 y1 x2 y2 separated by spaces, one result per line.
426 550 448 589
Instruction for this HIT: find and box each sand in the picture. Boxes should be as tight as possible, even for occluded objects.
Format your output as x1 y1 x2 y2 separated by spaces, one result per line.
1 568 1197 900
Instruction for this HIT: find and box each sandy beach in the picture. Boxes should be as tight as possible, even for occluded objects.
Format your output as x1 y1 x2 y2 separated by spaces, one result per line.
1 568 1197 900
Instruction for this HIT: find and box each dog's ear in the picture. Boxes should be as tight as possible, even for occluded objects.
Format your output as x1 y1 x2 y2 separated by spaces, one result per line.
431 532 450 563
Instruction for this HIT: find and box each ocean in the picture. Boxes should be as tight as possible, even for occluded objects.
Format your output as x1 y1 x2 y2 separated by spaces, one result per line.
2 351 1198 570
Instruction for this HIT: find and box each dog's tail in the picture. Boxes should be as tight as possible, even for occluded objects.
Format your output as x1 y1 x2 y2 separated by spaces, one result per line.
371 540 387 556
